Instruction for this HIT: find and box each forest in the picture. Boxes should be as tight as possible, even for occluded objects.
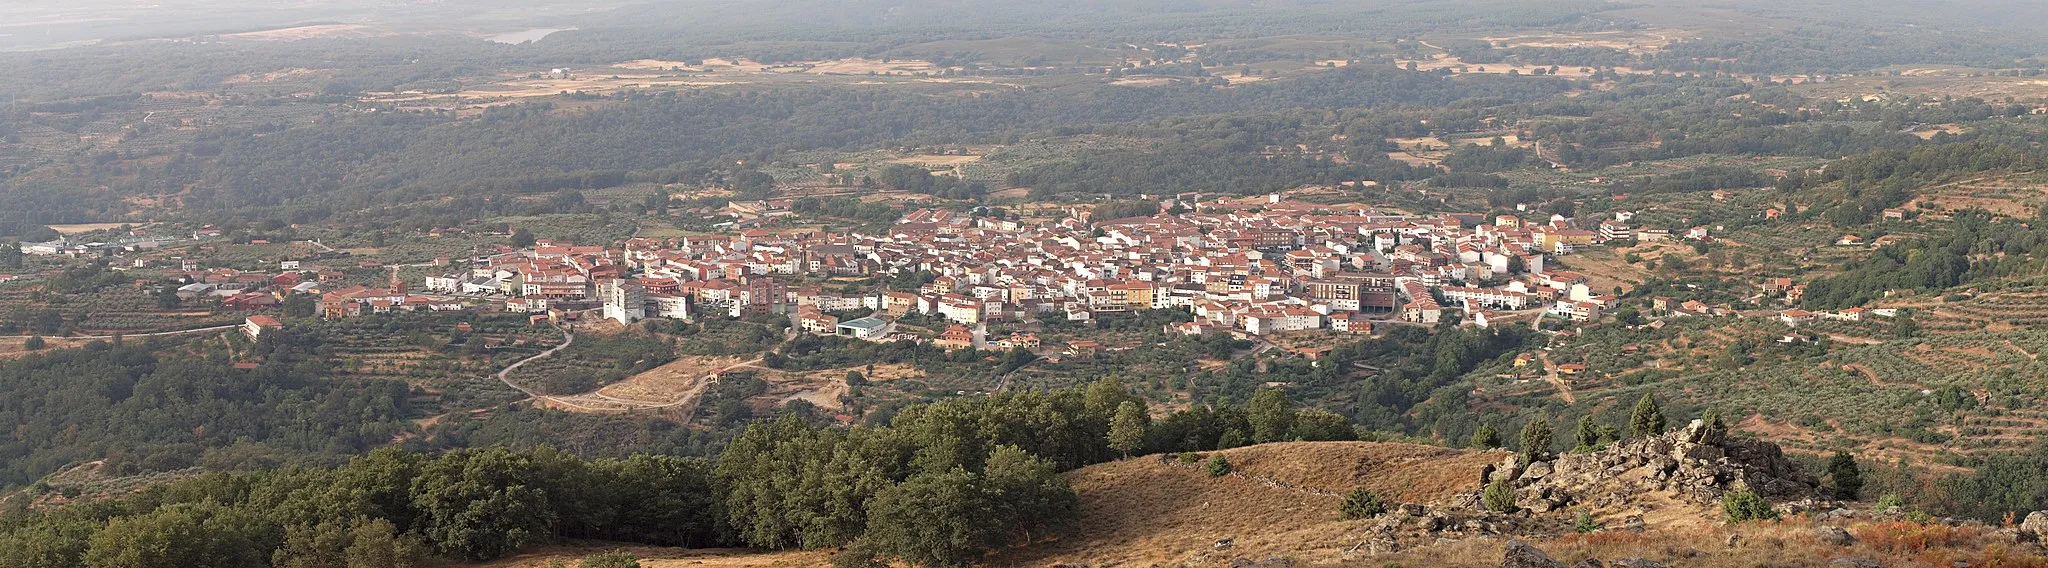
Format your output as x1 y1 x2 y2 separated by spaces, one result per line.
0 379 1372 568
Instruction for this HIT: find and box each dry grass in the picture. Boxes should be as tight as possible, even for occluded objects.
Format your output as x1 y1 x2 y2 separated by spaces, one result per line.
996 442 1502 566
468 546 825 568
1373 518 2048 568
596 355 745 404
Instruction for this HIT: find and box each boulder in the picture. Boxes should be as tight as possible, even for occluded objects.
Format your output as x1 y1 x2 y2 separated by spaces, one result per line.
1829 557 1882 568
1816 526 1855 547
1501 541 1567 568
2019 511 2048 542
1521 461 1554 482
1611 560 1673 568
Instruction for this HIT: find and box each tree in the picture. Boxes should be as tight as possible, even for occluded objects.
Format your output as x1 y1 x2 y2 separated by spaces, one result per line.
979 445 1076 545
409 449 558 561
84 503 265 568
1629 394 1666 438
273 518 425 568
1216 429 1247 449
1246 389 1294 444
509 229 536 248
1573 416 1604 453
1519 418 1553 462
861 468 992 568
1827 451 1864 501
1470 424 1502 449
1288 408 1355 441
22 335 44 350
1340 488 1387 519
1108 401 1148 458
731 170 777 200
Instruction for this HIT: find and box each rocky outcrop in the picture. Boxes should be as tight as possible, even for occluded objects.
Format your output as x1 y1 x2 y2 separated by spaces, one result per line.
1501 540 1566 568
1500 541 1672 568
2021 511 2048 542
1484 419 1821 513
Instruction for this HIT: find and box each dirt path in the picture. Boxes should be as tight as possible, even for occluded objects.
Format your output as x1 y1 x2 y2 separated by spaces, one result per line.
1538 352 1578 404
0 324 238 340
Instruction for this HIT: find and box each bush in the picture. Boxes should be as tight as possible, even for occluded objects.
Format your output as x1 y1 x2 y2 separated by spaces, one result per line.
581 552 641 568
1876 493 1904 509
1177 452 1203 463
1483 479 1517 513
1205 455 1232 477
1721 489 1779 523
1573 510 1600 533
1340 488 1387 520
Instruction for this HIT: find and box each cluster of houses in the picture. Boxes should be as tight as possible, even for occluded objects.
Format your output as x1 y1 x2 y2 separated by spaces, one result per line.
409 194 1663 345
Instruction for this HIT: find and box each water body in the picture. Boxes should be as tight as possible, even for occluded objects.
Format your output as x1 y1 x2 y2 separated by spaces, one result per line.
486 27 572 44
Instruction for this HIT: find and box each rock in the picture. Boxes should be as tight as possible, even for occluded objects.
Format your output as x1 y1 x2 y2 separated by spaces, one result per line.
1619 515 1646 533
1231 557 1294 567
1214 537 1234 551
1522 461 1554 481
2019 511 2048 542
1724 533 1742 547
1816 526 1855 547
1572 559 1605 568
1400 502 1428 516
1610 560 1672 568
1829 557 1882 568
1501 540 1567 568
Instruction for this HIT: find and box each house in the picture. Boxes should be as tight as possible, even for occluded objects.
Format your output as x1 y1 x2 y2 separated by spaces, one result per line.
243 315 284 340
1836 234 1866 246
1331 313 1373 335
1779 309 1815 325
1557 363 1586 377
933 325 975 350
1882 208 1907 220
798 306 840 335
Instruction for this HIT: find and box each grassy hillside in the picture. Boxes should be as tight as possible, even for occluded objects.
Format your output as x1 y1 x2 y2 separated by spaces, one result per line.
1002 441 1503 566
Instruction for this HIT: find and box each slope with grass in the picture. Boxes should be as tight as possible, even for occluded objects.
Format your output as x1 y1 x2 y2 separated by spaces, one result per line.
1001 441 1505 566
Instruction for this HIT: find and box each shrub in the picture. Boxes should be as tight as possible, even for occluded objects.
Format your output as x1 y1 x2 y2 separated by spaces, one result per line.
23 335 45 350
1340 488 1387 520
1876 493 1904 509
1483 479 1518 513
1721 489 1779 523
1205 455 1232 477
1574 510 1601 533
1177 452 1203 463
1852 521 1980 555
1470 424 1501 449
581 552 641 568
